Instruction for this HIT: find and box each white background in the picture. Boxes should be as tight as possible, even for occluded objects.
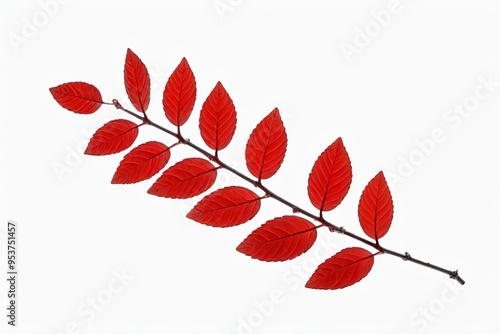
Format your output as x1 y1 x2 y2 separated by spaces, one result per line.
1 0 499 333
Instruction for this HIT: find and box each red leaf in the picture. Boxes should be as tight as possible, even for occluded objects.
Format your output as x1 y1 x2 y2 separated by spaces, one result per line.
237 215 317 262
306 247 374 290
85 119 139 156
49 82 102 114
148 158 217 199
245 108 287 180
163 57 196 127
199 82 237 151
111 141 170 184
307 138 352 212
187 186 260 227
124 48 150 113
358 171 394 241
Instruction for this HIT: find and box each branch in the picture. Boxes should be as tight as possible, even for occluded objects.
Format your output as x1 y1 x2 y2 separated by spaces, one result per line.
112 99 465 286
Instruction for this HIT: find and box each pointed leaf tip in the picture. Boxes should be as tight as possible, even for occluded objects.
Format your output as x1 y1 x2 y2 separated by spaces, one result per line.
124 48 151 113
187 186 260 227
163 57 197 126
199 82 237 151
307 137 352 212
245 108 287 180
306 247 374 290
237 215 317 262
50 82 102 114
111 141 170 184
148 158 217 199
358 171 394 241
85 119 139 156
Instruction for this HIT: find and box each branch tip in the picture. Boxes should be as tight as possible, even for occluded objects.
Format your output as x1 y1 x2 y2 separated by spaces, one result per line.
450 270 465 285
112 99 123 110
